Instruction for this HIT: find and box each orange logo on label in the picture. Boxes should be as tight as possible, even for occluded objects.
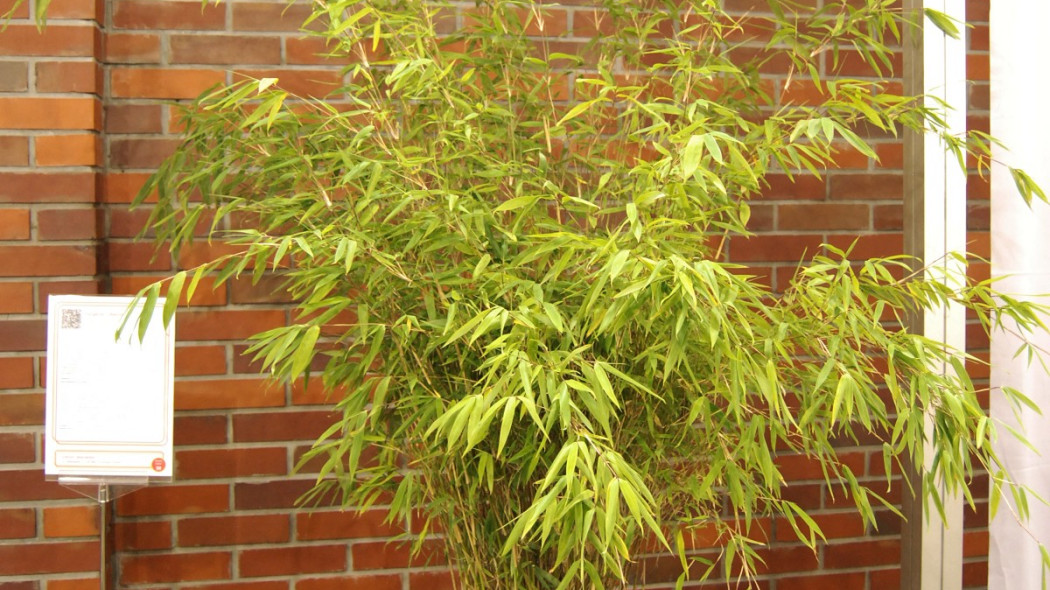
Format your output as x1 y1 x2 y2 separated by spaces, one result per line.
151 457 166 472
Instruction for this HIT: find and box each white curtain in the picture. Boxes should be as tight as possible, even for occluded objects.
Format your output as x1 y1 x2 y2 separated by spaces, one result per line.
989 3 1050 588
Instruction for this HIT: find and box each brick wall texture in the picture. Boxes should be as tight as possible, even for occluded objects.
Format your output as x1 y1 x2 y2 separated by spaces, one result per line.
0 0 992 588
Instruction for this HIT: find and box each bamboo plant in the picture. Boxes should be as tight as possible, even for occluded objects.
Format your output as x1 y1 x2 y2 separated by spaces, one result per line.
129 0 1048 587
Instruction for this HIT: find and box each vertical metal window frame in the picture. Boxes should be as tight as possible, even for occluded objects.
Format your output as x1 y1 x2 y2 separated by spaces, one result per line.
902 1 967 589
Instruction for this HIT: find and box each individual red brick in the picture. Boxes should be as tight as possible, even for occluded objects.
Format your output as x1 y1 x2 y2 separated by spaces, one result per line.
175 242 250 269
775 511 866 543
296 575 402 590
110 275 227 307
231 2 314 31
105 103 163 134
37 280 102 311
0 61 29 91
234 479 315 510
825 233 903 259
779 203 870 231
177 309 286 340
0 98 99 131
45 578 101 590
185 582 288 590
0 432 35 463
35 134 100 167
109 137 179 168
728 234 824 262
962 559 989 588
113 520 173 551
240 544 347 577
0 0 30 16
231 343 265 374
761 175 826 200
964 529 989 557
828 173 903 201
175 447 287 479
873 203 903 230
824 539 900 569
0 581 37 590
174 415 228 446
296 510 403 541
294 442 383 477
233 410 336 442
37 207 99 240
742 545 819 576
285 37 343 65
0 507 35 539
0 24 95 57
179 514 290 547
105 32 162 63
408 571 457 590
169 35 282 65
777 572 866 590
874 142 904 169
120 552 231 585
112 0 226 30
0 135 29 166
35 61 100 94
833 50 902 78
0 281 34 313
0 394 44 427
228 274 295 305
175 378 284 410
351 539 446 570
0 356 34 388
0 246 95 277
0 208 30 239
43 505 99 538
115 483 229 516
0 542 98 575
110 68 226 100
105 241 169 271
106 207 154 237
234 69 342 98
291 378 340 405
0 319 45 351
0 172 96 203
175 345 227 376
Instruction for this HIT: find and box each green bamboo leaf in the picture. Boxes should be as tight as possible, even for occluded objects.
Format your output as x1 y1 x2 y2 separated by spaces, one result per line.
703 133 723 164
605 478 621 546
593 362 619 408
1011 167 1049 206
924 8 960 39
497 397 517 458
831 373 853 424
137 284 160 342
494 195 540 213
608 249 630 281
681 135 704 180
556 99 598 126
163 271 186 328
834 123 877 159
290 325 321 378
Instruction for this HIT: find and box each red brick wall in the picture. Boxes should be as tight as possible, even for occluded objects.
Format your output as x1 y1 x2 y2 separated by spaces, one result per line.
0 1 991 588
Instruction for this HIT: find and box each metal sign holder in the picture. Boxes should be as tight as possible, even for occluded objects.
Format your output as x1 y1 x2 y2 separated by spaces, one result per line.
44 295 175 590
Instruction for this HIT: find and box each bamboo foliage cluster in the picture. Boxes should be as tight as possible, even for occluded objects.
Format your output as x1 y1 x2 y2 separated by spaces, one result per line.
131 0 1048 587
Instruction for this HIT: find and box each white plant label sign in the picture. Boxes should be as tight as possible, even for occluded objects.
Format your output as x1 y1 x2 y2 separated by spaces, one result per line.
45 295 174 480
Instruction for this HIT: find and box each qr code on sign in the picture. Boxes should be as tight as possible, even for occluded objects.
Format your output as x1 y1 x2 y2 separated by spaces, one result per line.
61 309 81 329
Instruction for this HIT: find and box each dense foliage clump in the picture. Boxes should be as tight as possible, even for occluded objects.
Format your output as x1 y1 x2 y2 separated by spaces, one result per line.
132 1 1047 587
